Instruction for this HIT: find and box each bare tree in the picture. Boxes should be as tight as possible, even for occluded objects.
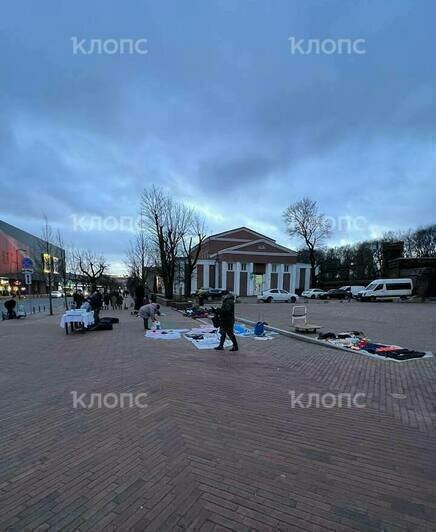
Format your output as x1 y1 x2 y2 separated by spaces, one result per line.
412 225 436 257
73 250 109 290
182 214 207 297
125 215 156 288
141 186 192 299
283 198 331 286
55 230 73 311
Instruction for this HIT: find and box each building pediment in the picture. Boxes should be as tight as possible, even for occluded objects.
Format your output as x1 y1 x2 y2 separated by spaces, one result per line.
211 239 297 257
210 227 275 243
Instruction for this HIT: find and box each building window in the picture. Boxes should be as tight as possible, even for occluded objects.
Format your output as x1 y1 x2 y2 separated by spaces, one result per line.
52 257 59 275
271 264 277 273
284 265 289 273
227 263 234 271
241 263 247 271
42 253 51 273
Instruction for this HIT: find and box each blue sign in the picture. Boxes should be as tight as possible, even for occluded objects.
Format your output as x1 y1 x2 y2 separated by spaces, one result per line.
22 257 33 270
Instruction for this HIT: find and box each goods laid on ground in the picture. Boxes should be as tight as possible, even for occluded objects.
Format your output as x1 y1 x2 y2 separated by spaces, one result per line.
89 321 113 331
185 332 233 350
143 323 277 348
145 329 189 340
317 330 431 361
100 317 119 324
183 306 209 318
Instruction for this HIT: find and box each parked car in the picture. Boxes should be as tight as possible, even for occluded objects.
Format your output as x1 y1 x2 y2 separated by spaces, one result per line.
318 285 366 300
301 288 325 299
339 285 366 298
318 288 349 300
196 288 227 301
357 278 413 302
50 290 64 298
257 289 298 303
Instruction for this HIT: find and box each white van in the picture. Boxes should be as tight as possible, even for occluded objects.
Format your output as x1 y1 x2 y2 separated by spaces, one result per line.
358 278 413 302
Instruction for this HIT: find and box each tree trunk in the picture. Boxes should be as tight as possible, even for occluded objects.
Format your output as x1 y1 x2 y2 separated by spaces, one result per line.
161 262 174 299
309 248 316 288
164 279 174 299
184 266 192 298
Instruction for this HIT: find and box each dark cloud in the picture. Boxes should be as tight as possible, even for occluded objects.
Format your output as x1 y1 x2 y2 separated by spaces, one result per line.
0 0 435 271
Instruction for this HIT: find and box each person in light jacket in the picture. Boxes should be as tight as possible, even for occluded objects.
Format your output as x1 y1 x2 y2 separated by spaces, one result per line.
139 302 160 331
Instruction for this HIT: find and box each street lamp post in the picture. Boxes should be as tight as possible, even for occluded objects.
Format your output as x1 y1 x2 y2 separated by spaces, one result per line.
15 248 27 298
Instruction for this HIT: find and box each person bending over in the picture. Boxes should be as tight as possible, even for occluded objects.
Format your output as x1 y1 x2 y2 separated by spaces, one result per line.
139 302 160 330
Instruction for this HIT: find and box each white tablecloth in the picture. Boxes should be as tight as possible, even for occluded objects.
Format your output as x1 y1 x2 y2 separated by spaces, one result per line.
60 311 94 328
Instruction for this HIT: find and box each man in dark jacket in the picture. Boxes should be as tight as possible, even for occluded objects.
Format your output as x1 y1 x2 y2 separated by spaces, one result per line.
214 291 238 352
4 296 17 319
89 289 102 323
73 290 84 309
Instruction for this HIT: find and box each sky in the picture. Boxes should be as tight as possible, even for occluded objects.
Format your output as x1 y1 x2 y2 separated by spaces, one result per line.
0 0 435 274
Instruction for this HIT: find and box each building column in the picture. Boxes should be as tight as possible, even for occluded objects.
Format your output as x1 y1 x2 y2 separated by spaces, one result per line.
203 262 209 288
234 262 241 296
265 263 272 290
191 267 197 293
246 263 253 295
290 265 297 294
278 264 284 290
221 261 227 290
304 266 311 290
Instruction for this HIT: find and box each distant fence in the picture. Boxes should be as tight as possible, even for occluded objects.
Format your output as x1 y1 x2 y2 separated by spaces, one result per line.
1 296 73 317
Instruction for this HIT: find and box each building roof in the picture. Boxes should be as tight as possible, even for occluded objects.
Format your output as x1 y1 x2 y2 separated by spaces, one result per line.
196 226 297 258
210 238 297 257
207 226 276 242
0 220 62 255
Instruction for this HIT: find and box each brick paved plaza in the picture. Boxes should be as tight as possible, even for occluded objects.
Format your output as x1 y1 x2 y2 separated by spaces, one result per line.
237 299 436 353
1 307 436 531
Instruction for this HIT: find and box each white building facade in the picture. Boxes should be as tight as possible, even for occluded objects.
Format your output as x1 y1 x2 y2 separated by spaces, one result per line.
186 227 311 296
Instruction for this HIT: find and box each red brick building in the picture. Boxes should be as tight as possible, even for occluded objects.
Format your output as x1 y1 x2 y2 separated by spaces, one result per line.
0 220 64 296
189 227 311 296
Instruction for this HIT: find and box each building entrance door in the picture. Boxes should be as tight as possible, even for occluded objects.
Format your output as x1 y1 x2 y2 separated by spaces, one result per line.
254 274 265 295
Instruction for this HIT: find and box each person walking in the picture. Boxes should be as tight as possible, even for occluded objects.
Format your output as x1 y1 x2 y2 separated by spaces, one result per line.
103 292 110 310
110 291 117 311
138 302 160 331
214 291 238 352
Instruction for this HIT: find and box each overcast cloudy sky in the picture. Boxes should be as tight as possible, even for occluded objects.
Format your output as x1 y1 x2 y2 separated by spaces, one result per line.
0 0 435 273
